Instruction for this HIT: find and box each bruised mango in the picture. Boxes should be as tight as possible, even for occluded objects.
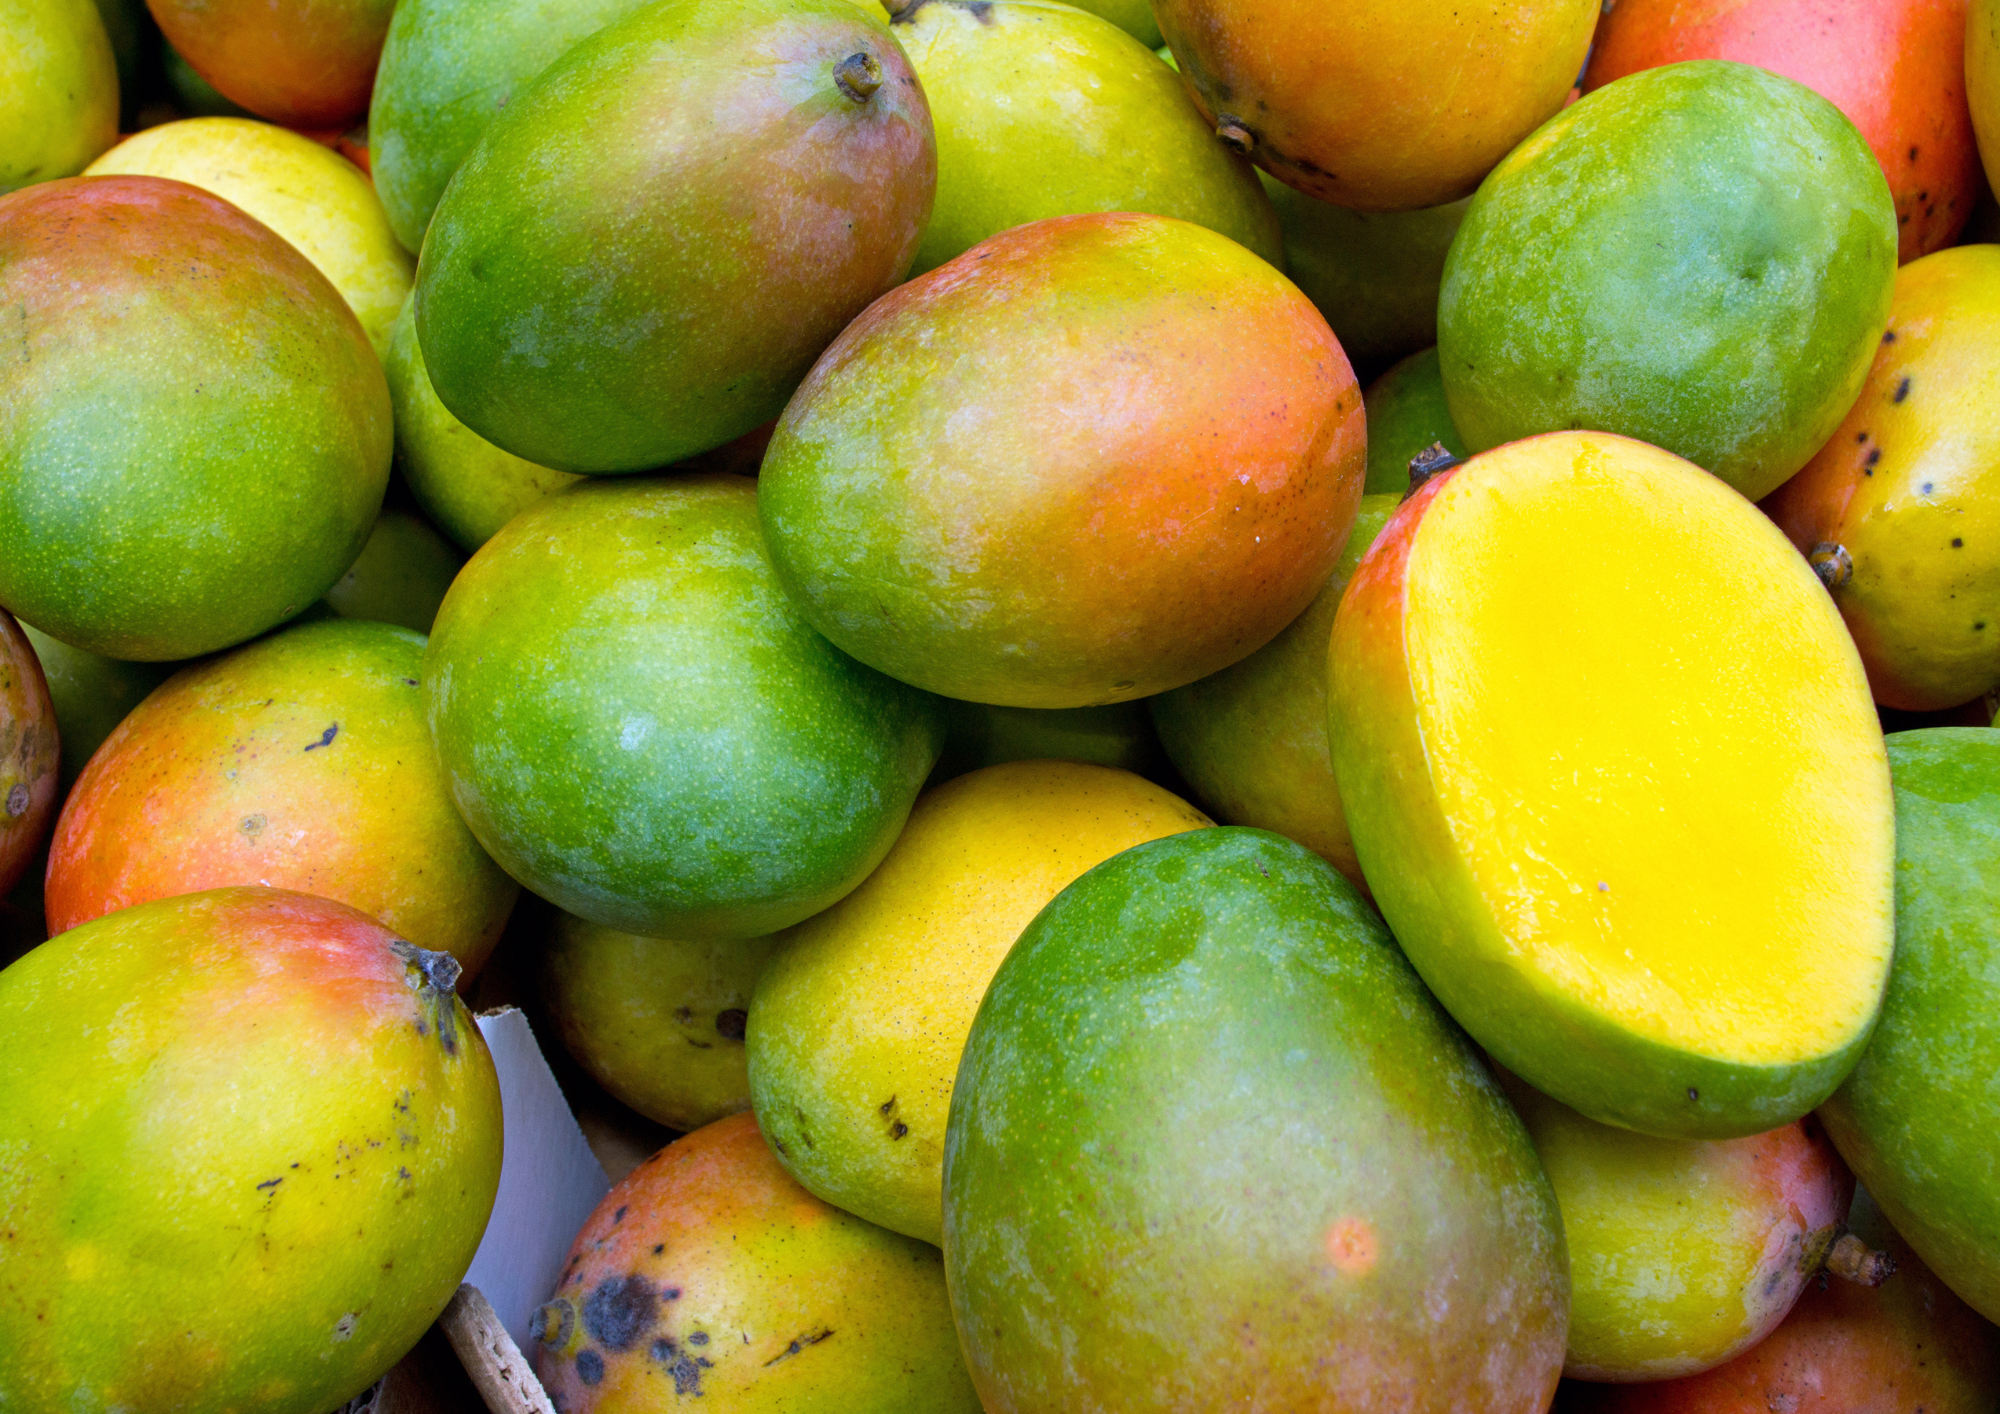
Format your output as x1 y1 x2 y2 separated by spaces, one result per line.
146 0 391 126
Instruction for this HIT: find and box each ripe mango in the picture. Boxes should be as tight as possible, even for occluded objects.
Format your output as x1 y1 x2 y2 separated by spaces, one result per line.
146 0 392 126
1 0 118 192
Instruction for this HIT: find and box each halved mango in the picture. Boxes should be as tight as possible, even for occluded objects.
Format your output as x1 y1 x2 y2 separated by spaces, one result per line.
1328 431 1895 1139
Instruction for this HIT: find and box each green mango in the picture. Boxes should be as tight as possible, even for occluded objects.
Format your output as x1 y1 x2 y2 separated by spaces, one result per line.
944 827 1569 1411
1064 0 1157 45
89 0 149 120
893 0 1278 275
323 507 466 635
1362 347 1466 494
20 625 171 790
415 0 937 473
162 40 253 117
424 474 944 939
1820 727 2000 1324
1262 172 1469 378
369 0 651 254
1 0 118 192
1438 61 1896 502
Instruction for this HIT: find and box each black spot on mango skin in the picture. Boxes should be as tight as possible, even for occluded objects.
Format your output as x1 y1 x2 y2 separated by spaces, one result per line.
763 1328 835 1366
715 1008 747 1041
1894 377 1912 403
4 784 26 817
582 1273 659 1351
650 1337 714 1395
576 1349 604 1385
302 722 339 751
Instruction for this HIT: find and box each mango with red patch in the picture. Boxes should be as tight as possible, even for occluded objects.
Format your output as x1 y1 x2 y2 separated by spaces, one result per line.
145 0 394 127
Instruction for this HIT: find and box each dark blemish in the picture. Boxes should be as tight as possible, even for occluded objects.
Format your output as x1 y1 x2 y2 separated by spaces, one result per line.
575 1350 604 1386
1865 447 1882 467
763 1329 835 1366
663 1286 681 1300
715 1008 747 1041
686 1038 713 1050
1977 622 1988 632
614 1206 628 1224
1894 377 1912 403
880 1097 897 1116
1923 483 1935 495
1856 430 1869 442
1256 862 1270 877
1687 1087 1700 1102
673 1006 693 1024
890 1122 909 1140
1954 538 1965 548
1883 329 1897 343
1910 145 1920 161
581 1273 659 1351
652 1244 665 1255
649 1337 713 1396
397 1166 412 1183
4 784 26 818
402 678 418 687
256 1177 283 1191
303 723 339 751
534 1299 576 1347
688 1332 709 1346
239 813 267 839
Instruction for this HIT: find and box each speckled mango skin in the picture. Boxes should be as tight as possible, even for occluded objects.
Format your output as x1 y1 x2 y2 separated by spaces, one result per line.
1150 495 1393 884
1152 0 1596 210
0 176 390 661
759 211 1364 709
1764 245 2000 711
145 0 393 126
1439 61 1897 503
944 828 1569 1414
1975 0 2000 192
0 887 504 1414
1586 0 1982 262
1362 350 1467 495
424 474 943 940
533 1112 980 1411
415 0 935 473
322 508 465 636
1503 1076 1850 1382
44 619 518 978
1820 729 2000 1325
0 0 118 192
0 609 59 895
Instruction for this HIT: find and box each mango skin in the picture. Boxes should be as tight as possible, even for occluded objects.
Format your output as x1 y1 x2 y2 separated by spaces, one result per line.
415 0 935 473
1820 728 2000 1324
19 625 166 792
425 475 944 940
45 619 518 979
1764 244 2000 711
1439 61 1898 503
1153 0 1596 210
893 0 1278 275
0 887 504 1414
145 0 393 126
541 912 776 1132
748 761 1210 1245
760 211 1365 709
1 0 118 192
0 609 59 895
323 508 466 635
0 176 390 661
533 1112 980 1411
369 0 650 253
1063 0 1157 46
1504 1076 1850 1381
1976 0 2000 193
1151 494 1394 884
945 828 1569 1413
1363 348 1468 495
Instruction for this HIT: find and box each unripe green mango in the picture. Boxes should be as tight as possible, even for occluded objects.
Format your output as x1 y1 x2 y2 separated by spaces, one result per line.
0 0 118 192
322 508 466 635
1363 348 1467 494
892 0 1278 274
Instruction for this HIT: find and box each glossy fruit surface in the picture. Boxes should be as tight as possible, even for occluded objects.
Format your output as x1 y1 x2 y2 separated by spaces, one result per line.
0 887 503 1414
0 176 389 660
1439 61 1897 502
145 0 393 126
0 609 59 895
760 211 1364 708
1362 348 1466 494
1329 431 1893 1139
1 0 118 192
945 827 1569 1413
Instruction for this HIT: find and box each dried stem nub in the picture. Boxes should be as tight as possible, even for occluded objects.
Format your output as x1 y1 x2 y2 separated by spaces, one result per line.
836 52 883 103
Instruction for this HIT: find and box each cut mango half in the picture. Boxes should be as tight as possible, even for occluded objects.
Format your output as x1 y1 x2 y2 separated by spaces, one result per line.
1328 430 1894 1138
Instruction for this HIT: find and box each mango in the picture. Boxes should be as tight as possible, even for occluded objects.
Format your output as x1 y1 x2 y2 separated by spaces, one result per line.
1820 727 2000 1324
945 828 1568 1411
1764 244 2000 711
1062 0 1155 46
748 761 1209 1244
425 475 942 939
932 699 1164 779
146 0 392 127
322 508 466 635
369 0 651 253
891 0 1278 275
1504 1074 1850 1380
1151 494 1394 884
1 0 118 192
0 887 503 1413
415 0 935 473
45 619 518 978
88 118 414 356
1977 0 1999 192
163 39 251 117
1152 0 1595 210
531 1112 979 1411
760 212 1365 708
20 626 167 792
1557 1186 2000 1414
1586 0 1982 262
1328 431 1894 1139
0 609 58 896
0 176 389 661
541 912 776 1131
1440 62 1897 502
1362 349 1467 494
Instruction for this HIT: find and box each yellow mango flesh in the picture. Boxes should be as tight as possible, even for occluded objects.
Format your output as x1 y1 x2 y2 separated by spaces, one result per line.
747 759 1210 1244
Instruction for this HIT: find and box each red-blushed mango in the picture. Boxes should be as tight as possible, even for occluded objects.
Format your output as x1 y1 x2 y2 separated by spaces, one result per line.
531 1112 979 1410
1328 431 1894 1140
1976 0 1999 190
145 0 392 127
0 609 58 894
759 212 1364 709
944 828 1568 1413
1151 0 1596 210
1502 1073 1851 1380
44 619 517 980
1764 244 2000 711
414 0 935 473
1151 494 1394 884
0 176 389 661
1555 1188 2000 1414
1586 0 1981 261
0 888 503 1414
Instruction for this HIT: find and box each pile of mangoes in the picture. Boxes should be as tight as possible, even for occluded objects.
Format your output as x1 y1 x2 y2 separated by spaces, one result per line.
2 0 2000 1410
